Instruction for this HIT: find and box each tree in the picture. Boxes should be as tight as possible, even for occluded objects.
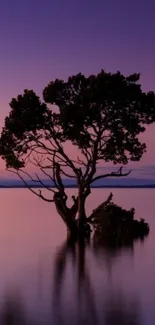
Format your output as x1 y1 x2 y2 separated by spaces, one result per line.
0 70 155 238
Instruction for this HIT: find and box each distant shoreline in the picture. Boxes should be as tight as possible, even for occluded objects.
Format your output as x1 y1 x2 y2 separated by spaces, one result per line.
0 185 155 189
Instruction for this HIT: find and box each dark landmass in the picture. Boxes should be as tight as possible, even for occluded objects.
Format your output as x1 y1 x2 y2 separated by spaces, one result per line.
0 177 155 188
0 185 155 189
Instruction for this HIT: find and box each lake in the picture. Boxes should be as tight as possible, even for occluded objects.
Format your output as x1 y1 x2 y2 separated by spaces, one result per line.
0 188 155 324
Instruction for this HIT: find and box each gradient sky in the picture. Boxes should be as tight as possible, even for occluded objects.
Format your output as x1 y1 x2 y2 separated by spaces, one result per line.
0 0 155 176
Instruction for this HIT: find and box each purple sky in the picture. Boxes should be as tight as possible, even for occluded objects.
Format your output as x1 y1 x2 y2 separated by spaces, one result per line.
0 0 155 176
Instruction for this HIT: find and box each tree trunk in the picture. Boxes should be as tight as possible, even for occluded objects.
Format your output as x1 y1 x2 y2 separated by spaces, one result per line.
77 186 87 235
54 188 90 239
54 194 78 239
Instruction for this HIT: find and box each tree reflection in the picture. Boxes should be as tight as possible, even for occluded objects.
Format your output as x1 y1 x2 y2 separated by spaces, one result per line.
92 233 146 277
52 238 98 325
51 238 141 325
1 292 34 325
0 237 143 325
104 292 141 325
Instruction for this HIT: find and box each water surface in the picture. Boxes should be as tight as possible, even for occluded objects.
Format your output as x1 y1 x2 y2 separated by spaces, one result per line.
0 188 154 324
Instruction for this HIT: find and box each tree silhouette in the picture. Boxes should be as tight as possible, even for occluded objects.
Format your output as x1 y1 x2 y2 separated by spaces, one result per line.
0 70 155 237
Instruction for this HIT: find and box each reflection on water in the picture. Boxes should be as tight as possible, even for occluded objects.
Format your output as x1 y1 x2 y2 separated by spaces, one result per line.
104 293 140 325
0 188 155 324
1 238 142 325
51 239 141 325
1 293 28 325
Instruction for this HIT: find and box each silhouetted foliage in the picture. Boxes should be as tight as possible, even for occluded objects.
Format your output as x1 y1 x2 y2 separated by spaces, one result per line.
92 198 149 248
0 70 155 236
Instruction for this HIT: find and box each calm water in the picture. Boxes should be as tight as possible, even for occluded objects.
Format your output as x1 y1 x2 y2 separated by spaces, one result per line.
0 188 155 324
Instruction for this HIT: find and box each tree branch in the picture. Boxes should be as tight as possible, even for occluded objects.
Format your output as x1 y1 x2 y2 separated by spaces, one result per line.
52 137 79 177
35 172 56 193
60 168 76 179
85 167 131 186
87 192 113 222
85 128 104 182
40 167 58 189
54 162 65 193
7 169 54 202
